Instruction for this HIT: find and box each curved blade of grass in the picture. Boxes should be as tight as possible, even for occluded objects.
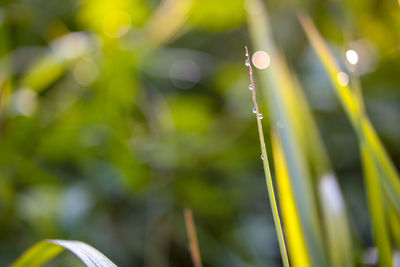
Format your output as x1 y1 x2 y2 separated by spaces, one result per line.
298 13 400 213
10 239 117 267
271 131 311 267
245 46 289 267
246 1 328 266
361 144 393 266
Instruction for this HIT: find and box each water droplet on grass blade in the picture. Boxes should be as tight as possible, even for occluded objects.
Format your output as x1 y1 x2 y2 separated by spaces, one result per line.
259 113 263 119
249 84 253 90
261 154 264 160
245 59 250 66
253 107 257 113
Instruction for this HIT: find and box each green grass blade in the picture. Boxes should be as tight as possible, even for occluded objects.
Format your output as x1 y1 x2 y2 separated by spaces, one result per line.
361 144 393 266
10 241 64 267
318 173 353 267
245 46 290 267
10 239 117 267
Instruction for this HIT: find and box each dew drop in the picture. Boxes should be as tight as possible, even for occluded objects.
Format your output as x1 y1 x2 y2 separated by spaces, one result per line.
259 113 263 119
253 107 257 113
245 51 249 57
249 84 253 90
245 59 250 66
261 154 264 160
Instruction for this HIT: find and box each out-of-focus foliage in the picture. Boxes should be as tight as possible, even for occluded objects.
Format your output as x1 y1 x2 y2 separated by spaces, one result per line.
1 0 400 266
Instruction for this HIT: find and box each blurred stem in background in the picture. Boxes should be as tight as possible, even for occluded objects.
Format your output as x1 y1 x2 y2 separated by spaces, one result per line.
184 208 203 267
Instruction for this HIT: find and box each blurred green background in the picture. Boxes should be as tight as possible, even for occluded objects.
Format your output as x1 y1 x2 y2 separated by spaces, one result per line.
0 0 399 266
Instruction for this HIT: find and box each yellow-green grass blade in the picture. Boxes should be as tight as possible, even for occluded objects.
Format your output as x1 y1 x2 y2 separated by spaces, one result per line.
10 241 64 267
298 13 400 213
10 239 117 267
246 1 328 265
318 173 353 267
271 131 311 267
361 144 393 266
388 202 400 250
245 46 289 267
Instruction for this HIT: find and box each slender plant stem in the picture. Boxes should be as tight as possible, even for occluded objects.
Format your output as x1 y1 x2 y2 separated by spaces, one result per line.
245 46 290 267
183 208 203 267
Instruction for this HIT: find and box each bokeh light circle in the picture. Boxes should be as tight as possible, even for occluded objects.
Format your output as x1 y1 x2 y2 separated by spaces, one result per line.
337 72 349 86
252 51 270 69
345 49 359 65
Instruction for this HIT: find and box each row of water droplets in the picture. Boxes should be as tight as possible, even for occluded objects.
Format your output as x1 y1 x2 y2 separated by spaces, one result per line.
245 54 263 120
245 49 264 161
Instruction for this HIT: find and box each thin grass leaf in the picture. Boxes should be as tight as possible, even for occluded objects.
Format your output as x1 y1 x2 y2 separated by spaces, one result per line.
388 203 400 250
10 239 117 267
183 208 203 267
245 46 289 267
246 1 329 265
271 130 311 267
361 144 393 266
318 173 353 267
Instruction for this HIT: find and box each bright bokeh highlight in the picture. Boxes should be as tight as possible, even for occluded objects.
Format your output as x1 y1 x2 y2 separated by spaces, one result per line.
337 72 349 86
346 49 359 65
252 50 270 69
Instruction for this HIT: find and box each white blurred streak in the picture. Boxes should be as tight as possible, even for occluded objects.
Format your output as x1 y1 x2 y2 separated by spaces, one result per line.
13 88 38 116
51 32 93 60
362 247 378 265
319 173 344 214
